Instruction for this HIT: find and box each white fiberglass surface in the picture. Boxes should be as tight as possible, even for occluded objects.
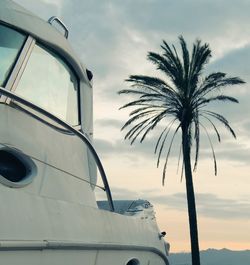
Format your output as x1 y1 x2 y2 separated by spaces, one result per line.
15 44 79 126
0 24 26 86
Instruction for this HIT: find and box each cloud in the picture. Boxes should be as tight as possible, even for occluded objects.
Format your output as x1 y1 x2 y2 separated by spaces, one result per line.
94 137 159 161
209 44 250 78
94 122 183 162
15 0 250 142
111 186 140 200
11 0 250 250
210 142 250 164
93 119 249 167
78 0 250 59
15 0 62 18
17 0 250 107
241 120 250 132
95 118 124 129
109 188 250 220
196 193 250 220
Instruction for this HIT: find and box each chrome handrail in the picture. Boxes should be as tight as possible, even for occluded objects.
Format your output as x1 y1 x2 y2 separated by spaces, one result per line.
0 87 115 212
48 16 69 39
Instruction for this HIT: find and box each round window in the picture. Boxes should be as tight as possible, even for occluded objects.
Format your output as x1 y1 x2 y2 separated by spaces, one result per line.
0 148 36 187
126 258 140 265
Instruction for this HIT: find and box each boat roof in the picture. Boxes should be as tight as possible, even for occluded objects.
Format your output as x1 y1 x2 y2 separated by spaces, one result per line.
0 0 87 80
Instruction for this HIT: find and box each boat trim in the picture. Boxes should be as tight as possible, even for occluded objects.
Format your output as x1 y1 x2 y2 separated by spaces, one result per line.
10 102 77 135
0 240 169 265
0 87 115 212
7 36 35 95
0 35 34 103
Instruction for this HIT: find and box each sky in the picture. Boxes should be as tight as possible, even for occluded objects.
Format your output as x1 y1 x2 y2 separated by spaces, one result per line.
15 0 250 253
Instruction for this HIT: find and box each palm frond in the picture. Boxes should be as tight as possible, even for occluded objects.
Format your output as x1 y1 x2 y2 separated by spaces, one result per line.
200 123 217 175
170 43 184 83
118 89 149 96
156 119 178 167
139 93 169 100
201 114 221 142
129 105 164 116
196 95 239 108
126 75 176 94
177 142 182 174
162 124 181 185
202 110 236 138
179 35 190 88
161 40 184 82
127 111 164 144
154 119 177 154
124 75 183 107
130 118 157 144
121 109 160 130
140 110 169 142
194 73 245 100
180 161 184 182
189 39 211 95
119 98 157 110
124 117 152 140
193 110 200 171
147 52 178 84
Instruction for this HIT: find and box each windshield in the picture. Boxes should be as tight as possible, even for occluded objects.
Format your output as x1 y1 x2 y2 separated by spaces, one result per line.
0 24 26 87
15 44 79 126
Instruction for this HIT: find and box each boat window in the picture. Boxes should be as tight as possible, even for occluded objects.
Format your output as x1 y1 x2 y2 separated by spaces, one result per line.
15 44 79 126
0 24 26 87
0 148 36 188
126 258 140 265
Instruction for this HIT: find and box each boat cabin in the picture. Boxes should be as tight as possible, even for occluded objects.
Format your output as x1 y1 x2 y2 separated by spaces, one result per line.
0 0 99 204
0 1 169 264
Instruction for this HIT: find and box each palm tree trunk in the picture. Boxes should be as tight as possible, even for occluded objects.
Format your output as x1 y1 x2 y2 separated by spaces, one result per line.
182 126 201 265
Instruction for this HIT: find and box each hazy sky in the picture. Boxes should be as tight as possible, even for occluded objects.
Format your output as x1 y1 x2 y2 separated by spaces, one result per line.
15 0 250 252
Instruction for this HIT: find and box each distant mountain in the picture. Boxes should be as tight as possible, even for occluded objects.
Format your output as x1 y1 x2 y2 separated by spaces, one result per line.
168 248 250 265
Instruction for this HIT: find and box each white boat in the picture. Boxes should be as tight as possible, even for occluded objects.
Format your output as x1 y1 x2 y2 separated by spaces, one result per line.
0 1 170 264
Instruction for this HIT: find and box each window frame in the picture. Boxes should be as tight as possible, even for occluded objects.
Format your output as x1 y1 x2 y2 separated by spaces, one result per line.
0 23 81 128
0 22 29 93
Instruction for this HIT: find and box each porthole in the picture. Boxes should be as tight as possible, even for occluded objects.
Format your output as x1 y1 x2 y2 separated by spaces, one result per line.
0 148 36 188
126 258 140 265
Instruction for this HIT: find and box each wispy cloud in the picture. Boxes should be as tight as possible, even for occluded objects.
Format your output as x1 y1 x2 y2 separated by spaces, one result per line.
95 119 124 129
12 0 250 250
94 132 250 166
110 187 250 220
15 0 62 18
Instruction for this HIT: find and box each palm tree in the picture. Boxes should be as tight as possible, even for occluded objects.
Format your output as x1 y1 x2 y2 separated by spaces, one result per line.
118 36 245 265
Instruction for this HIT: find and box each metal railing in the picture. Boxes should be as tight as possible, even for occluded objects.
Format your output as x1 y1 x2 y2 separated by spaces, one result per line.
48 16 69 39
0 87 115 212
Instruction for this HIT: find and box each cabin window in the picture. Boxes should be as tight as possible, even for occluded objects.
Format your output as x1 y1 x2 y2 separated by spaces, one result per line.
126 258 140 265
0 24 26 87
15 44 79 126
0 148 37 188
